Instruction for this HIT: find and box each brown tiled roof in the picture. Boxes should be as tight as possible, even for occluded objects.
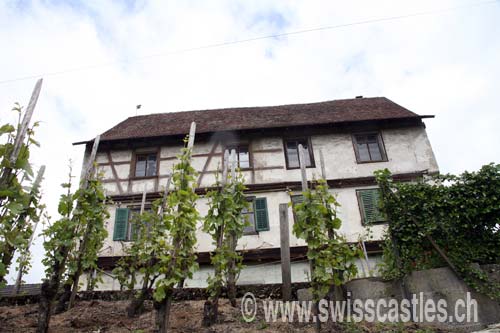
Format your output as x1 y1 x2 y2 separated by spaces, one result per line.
84 97 425 143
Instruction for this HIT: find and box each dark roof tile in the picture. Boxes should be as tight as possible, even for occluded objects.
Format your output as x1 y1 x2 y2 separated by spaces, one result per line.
93 97 422 143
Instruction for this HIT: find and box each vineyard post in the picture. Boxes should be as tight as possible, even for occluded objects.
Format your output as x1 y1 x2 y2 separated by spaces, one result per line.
226 149 238 306
360 240 371 273
298 144 308 192
66 135 101 309
156 121 196 333
0 79 43 188
140 184 147 213
13 165 46 295
319 149 326 179
38 134 102 333
298 144 321 332
279 203 292 301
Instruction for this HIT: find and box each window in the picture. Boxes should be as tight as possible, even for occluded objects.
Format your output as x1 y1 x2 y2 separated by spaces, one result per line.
357 188 386 225
224 145 251 169
134 153 157 177
352 133 387 163
284 138 314 169
113 207 150 241
242 197 269 234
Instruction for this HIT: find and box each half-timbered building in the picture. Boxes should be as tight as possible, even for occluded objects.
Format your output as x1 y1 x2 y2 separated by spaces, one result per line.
74 96 438 289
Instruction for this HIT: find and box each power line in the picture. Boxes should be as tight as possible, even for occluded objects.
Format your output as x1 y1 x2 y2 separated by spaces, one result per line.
0 0 496 85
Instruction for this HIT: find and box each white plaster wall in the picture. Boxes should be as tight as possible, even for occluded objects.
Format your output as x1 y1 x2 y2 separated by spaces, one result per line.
97 165 114 179
114 164 130 179
252 136 282 151
100 185 386 258
110 150 132 162
96 125 438 192
130 178 156 193
84 255 382 290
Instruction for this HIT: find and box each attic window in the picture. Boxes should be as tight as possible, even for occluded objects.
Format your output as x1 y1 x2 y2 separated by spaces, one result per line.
224 145 251 169
135 153 157 177
352 133 387 163
284 138 315 169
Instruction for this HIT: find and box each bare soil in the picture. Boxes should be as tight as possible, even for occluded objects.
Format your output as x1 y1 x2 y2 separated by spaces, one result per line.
0 299 448 332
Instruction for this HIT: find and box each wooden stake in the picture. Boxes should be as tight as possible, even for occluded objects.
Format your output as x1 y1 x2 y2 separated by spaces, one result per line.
319 149 326 180
279 203 292 302
298 144 308 192
221 150 229 186
67 136 100 309
230 149 236 180
0 79 43 190
298 144 320 332
227 149 238 306
361 240 371 273
187 122 196 149
140 184 147 214
13 165 46 295
10 79 43 164
81 135 100 189
157 122 197 333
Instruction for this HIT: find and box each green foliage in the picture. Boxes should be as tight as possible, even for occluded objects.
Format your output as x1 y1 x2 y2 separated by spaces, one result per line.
113 200 164 292
0 103 43 286
67 175 109 289
42 167 109 288
114 137 201 309
375 164 500 299
42 168 77 277
203 169 249 299
152 139 200 302
292 179 362 300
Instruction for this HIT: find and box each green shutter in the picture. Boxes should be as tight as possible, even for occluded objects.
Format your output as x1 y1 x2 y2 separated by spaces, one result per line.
113 208 129 241
359 189 385 224
254 198 269 231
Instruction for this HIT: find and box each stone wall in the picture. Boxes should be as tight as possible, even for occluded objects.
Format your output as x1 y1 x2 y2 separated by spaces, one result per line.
343 265 500 332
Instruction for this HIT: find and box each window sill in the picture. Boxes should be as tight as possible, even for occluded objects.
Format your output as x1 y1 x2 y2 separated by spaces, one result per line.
285 165 316 170
355 159 388 164
243 231 259 236
362 221 388 226
130 175 158 180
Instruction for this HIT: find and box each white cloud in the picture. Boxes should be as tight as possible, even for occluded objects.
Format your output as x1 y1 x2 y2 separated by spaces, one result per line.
0 0 499 283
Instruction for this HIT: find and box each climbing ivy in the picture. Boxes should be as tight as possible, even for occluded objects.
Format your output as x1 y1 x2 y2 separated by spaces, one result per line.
292 179 362 300
375 164 500 299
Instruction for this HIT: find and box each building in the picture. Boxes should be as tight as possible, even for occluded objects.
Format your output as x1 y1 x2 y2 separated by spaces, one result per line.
74 96 438 289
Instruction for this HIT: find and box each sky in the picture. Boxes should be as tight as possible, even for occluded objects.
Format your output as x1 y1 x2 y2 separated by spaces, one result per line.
0 0 499 284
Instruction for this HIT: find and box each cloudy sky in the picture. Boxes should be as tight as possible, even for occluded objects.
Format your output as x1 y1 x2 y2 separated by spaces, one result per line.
1 0 499 283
